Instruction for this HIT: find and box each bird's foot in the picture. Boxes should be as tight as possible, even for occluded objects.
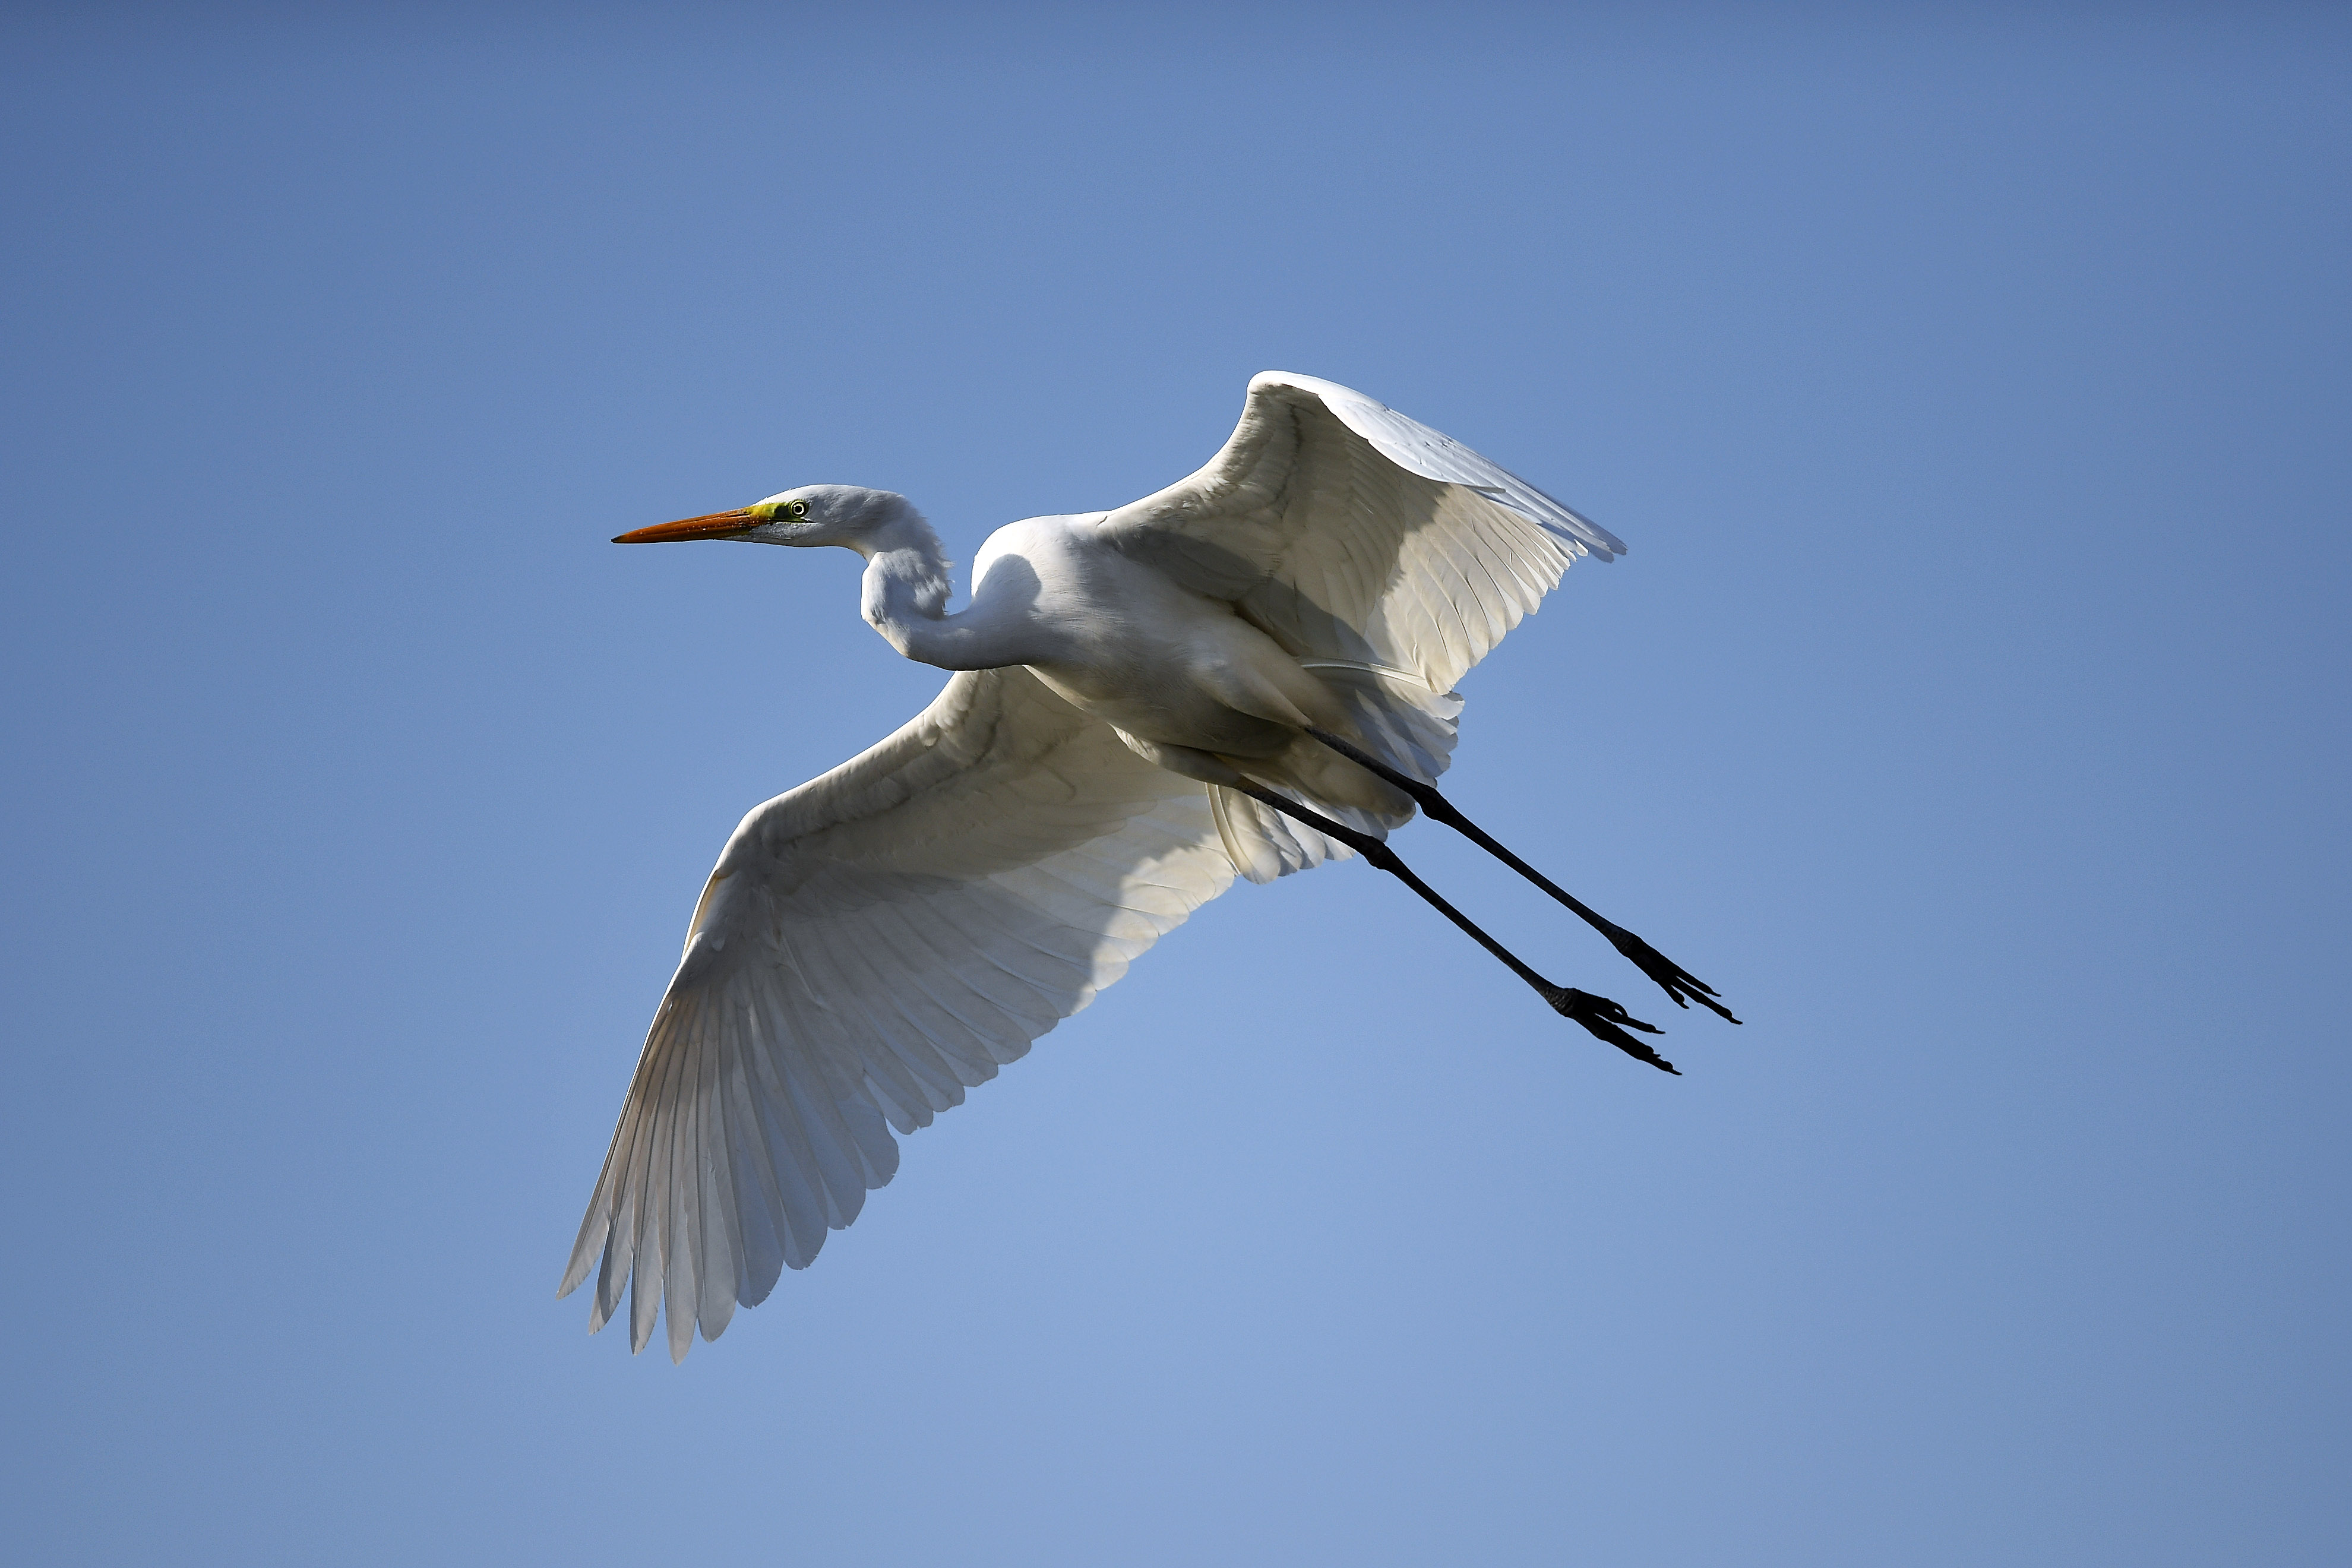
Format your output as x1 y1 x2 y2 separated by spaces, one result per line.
1301 729 1741 1027
1548 987 1678 1074
1595 922 1741 1024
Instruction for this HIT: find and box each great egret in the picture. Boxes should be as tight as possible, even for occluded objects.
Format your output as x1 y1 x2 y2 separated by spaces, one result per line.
564 371 1736 1360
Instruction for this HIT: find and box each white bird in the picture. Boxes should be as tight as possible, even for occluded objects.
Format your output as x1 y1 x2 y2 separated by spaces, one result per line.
563 371 1737 1360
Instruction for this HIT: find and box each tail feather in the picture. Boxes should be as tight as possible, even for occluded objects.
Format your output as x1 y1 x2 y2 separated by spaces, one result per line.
1210 662 1466 885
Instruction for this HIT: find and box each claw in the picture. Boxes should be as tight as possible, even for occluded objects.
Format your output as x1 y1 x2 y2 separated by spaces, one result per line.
1604 925 1741 1024
1550 987 1678 1074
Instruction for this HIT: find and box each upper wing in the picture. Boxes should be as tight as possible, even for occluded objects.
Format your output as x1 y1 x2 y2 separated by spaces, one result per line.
559 666 1236 1360
1092 372 1623 693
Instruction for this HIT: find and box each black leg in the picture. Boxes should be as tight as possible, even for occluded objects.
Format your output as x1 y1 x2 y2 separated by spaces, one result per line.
1307 729 1741 1024
1231 783 1678 1074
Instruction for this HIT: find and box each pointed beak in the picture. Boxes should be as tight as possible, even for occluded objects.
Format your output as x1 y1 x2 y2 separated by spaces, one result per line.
612 508 760 545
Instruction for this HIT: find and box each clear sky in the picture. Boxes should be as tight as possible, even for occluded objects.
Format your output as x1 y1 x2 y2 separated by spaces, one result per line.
3 4 2345 1564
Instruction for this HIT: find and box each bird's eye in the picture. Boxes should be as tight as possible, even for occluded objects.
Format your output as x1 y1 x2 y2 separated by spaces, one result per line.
785 500 810 520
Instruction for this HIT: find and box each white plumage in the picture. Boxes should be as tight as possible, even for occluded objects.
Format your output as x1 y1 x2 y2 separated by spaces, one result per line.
564 372 1647 1360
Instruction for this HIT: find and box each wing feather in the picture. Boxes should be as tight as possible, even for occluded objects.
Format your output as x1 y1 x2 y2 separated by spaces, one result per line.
1095 371 1618 694
562 666 1238 1358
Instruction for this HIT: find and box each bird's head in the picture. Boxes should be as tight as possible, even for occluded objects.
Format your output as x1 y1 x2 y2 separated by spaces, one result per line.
613 485 916 551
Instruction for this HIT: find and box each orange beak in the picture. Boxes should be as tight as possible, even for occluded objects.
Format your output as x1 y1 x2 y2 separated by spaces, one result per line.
612 508 761 545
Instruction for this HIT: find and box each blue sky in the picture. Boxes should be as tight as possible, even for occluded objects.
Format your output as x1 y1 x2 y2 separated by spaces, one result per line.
3 4 2346 1563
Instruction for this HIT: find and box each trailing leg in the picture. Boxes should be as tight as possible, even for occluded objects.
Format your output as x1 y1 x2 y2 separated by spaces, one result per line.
1230 782 1678 1074
1306 728 1740 1024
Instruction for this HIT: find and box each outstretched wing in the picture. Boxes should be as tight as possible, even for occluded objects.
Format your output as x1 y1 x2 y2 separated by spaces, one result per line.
560 667 1236 1360
1092 371 1622 693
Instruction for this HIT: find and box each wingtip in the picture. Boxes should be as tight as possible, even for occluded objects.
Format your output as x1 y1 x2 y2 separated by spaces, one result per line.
1568 520 1629 561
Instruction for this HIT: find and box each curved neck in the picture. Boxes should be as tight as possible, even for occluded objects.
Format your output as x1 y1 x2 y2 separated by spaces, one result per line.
852 513 1022 671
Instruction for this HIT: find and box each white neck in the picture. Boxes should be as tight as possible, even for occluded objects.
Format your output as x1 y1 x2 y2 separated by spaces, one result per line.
851 512 1025 671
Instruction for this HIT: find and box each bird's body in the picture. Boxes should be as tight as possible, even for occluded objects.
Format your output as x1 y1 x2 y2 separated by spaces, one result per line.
897 510 1396 811
567 372 1733 1360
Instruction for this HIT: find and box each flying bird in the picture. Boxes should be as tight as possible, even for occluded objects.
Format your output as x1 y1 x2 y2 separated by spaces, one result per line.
564 371 1737 1360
